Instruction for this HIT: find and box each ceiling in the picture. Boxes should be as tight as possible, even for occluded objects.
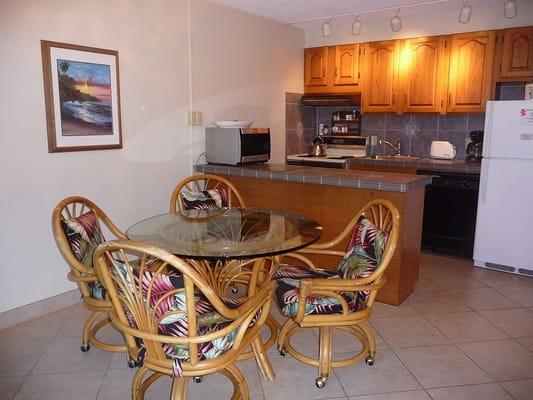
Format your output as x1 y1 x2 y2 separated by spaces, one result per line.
206 0 503 25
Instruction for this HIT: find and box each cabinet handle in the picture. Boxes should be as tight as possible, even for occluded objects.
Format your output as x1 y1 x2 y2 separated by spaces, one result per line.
448 93 452 104
440 99 444 108
335 67 338 77
322 67 326 78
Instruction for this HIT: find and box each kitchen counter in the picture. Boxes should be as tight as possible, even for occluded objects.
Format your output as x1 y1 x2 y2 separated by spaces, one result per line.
194 163 428 305
195 163 431 193
348 157 481 174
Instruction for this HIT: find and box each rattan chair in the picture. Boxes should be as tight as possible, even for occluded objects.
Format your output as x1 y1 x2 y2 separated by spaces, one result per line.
52 196 134 365
94 239 275 400
170 174 245 213
275 199 400 388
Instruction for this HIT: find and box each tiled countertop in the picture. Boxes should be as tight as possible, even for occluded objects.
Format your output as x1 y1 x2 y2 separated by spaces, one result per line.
348 157 481 174
195 163 431 193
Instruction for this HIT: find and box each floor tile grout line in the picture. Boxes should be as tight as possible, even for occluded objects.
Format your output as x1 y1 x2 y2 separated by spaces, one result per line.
496 380 521 400
487 284 533 308
472 305 532 340
387 346 429 392
392 341 497 387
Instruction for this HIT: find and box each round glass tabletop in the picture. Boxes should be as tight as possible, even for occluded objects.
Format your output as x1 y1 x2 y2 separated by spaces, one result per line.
126 208 322 260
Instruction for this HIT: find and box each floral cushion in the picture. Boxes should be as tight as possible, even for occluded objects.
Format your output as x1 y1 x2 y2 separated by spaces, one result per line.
274 265 363 317
61 210 106 300
335 216 389 279
88 281 106 300
181 188 228 210
274 217 389 317
334 216 389 305
131 268 253 378
61 210 104 267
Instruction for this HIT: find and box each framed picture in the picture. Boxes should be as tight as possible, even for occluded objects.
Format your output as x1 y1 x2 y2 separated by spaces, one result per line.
41 40 122 152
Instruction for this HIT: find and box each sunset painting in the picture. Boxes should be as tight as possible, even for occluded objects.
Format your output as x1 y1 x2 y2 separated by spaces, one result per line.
57 60 113 136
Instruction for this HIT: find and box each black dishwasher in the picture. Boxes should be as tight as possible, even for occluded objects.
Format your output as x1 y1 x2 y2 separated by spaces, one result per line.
417 170 480 258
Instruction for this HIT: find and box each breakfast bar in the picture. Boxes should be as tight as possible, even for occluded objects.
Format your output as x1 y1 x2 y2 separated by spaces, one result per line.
196 163 431 305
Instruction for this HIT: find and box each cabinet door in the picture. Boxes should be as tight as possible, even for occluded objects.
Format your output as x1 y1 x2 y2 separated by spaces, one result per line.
447 31 495 113
334 44 360 86
363 40 400 113
501 27 533 78
304 47 329 87
401 36 446 113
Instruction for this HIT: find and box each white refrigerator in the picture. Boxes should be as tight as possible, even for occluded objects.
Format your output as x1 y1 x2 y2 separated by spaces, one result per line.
474 101 533 277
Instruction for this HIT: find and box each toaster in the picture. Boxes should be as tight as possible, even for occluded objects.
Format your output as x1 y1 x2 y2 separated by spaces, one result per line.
430 141 456 160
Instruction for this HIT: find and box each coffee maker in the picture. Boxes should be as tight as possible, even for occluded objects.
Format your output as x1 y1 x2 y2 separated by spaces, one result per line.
466 130 483 162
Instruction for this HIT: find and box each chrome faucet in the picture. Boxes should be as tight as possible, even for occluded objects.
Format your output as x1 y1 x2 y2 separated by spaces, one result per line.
379 139 401 156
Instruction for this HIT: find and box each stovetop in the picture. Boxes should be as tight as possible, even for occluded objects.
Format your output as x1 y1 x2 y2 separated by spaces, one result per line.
286 136 368 169
286 153 364 169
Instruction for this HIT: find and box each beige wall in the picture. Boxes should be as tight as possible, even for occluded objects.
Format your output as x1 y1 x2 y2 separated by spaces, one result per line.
0 0 304 315
0 0 192 313
191 0 304 163
305 1 533 47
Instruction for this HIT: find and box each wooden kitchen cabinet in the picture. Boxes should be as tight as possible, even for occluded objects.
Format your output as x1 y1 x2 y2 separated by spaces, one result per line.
304 47 329 87
401 36 447 114
500 27 533 79
362 40 401 113
305 44 361 93
334 44 360 86
446 31 495 113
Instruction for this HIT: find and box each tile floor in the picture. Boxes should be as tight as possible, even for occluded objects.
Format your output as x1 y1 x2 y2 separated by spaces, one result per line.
2 252 533 399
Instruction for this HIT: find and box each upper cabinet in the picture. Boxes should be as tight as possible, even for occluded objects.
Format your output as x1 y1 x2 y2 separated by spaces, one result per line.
304 47 329 87
334 44 360 86
362 40 400 113
304 44 360 93
500 27 533 78
446 31 495 113
401 36 447 113
302 27 533 113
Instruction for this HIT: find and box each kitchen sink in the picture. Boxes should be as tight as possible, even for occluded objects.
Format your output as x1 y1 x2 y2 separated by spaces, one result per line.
371 155 420 160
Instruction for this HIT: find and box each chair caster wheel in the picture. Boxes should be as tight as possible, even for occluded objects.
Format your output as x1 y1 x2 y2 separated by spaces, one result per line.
277 345 286 356
128 359 137 368
80 343 90 352
193 376 203 383
315 376 328 389
365 355 375 366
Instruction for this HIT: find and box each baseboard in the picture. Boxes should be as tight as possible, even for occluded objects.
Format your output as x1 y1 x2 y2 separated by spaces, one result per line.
0 289 81 330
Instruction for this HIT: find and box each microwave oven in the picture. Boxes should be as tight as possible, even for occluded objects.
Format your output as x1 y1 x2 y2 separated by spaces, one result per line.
205 127 270 165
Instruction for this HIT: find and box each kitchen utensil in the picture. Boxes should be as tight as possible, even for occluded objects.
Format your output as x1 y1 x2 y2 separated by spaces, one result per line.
312 136 326 157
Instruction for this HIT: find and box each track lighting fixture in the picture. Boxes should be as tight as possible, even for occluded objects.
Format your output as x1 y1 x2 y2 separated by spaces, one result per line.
504 0 517 18
291 0 515 38
351 15 362 36
390 9 402 32
459 0 472 23
321 19 332 37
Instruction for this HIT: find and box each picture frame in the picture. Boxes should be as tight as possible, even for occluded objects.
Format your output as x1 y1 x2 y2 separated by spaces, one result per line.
41 40 122 152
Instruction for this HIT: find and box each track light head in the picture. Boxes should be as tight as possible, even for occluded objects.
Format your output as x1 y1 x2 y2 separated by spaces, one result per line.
504 0 518 18
390 9 402 32
321 19 332 37
351 15 362 36
459 0 472 23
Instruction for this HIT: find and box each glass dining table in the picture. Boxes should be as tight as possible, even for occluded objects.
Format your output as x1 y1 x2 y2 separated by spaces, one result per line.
126 207 322 381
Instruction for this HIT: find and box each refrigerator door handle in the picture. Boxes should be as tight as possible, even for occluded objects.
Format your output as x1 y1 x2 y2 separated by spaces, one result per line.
480 161 489 203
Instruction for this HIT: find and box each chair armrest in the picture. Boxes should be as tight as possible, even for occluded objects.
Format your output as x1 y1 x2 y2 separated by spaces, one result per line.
300 278 385 294
292 277 385 322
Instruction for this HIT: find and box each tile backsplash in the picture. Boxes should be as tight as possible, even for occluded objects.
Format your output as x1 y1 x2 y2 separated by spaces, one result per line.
286 92 485 159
